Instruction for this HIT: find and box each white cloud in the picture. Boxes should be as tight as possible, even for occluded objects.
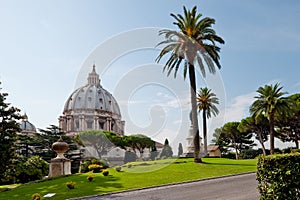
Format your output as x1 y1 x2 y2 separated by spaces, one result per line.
223 92 256 122
204 92 256 144
208 92 256 131
173 119 182 125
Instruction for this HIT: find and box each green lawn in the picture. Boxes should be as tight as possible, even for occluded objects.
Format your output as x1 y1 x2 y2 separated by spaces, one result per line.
0 158 257 200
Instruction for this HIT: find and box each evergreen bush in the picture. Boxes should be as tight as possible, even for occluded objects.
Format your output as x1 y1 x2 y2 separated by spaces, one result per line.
15 156 49 183
160 145 173 158
257 153 300 199
80 158 109 173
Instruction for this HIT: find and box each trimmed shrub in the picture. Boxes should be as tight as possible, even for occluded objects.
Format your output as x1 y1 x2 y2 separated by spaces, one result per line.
32 193 41 200
115 166 121 172
66 181 76 189
102 170 109 176
80 158 110 173
88 164 102 173
87 175 94 182
257 153 300 199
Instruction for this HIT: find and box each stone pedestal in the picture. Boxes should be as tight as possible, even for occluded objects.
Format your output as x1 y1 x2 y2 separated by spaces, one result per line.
181 126 195 158
49 158 71 177
48 137 71 177
181 125 203 158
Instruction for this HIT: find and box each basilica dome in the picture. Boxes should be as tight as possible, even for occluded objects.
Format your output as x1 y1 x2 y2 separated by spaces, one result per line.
19 113 36 135
63 79 121 117
59 65 125 135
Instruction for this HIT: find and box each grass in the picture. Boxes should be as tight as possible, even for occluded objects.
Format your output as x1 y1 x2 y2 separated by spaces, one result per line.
0 158 257 200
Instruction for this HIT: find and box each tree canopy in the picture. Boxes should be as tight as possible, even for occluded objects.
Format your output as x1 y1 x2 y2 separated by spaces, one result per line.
215 122 255 160
0 82 23 182
250 83 294 154
276 93 300 148
77 130 115 159
238 115 269 156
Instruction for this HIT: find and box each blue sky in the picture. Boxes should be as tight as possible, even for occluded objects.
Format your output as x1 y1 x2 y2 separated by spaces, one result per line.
1 0 299 149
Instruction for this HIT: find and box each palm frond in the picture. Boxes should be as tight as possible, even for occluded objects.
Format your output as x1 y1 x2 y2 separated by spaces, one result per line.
196 53 206 77
183 61 188 80
156 6 224 82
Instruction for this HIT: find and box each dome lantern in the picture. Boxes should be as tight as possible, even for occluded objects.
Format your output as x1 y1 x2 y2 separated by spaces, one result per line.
87 64 100 87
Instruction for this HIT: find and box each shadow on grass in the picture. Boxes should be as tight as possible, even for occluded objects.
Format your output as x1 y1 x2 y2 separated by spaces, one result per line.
0 173 125 200
201 161 256 167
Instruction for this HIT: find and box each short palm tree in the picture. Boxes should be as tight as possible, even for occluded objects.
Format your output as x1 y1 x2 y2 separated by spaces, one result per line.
156 6 224 162
197 87 219 155
250 83 292 154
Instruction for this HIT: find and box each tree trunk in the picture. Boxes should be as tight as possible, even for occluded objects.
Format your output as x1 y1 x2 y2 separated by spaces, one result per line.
295 134 299 149
203 109 208 156
258 128 266 156
269 112 275 155
233 139 239 160
96 149 102 159
188 64 202 163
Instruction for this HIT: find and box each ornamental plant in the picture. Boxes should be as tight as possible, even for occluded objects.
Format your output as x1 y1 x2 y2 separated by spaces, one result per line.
80 158 110 173
66 181 76 189
115 166 121 172
87 175 94 182
102 170 109 176
88 164 102 173
32 193 41 200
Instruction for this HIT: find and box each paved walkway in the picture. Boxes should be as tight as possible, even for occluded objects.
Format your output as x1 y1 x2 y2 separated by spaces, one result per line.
73 173 259 200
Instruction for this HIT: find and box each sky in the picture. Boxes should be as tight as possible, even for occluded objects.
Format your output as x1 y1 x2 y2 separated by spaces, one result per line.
1 0 299 150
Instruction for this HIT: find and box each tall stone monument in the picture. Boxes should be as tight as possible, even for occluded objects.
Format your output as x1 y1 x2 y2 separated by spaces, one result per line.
182 111 203 157
49 137 71 177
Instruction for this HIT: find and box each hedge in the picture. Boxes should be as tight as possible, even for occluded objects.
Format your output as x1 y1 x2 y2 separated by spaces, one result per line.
257 153 300 200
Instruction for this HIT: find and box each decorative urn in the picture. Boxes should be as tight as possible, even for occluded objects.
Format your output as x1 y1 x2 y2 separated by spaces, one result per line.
52 137 69 158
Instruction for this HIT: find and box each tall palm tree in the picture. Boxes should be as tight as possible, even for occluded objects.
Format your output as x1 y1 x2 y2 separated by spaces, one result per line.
197 87 219 156
250 83 292 154
156 6 224 162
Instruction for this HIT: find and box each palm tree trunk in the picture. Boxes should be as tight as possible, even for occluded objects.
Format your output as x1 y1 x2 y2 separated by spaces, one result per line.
188 63 202 163
269 112 275 155
203 109 208 156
